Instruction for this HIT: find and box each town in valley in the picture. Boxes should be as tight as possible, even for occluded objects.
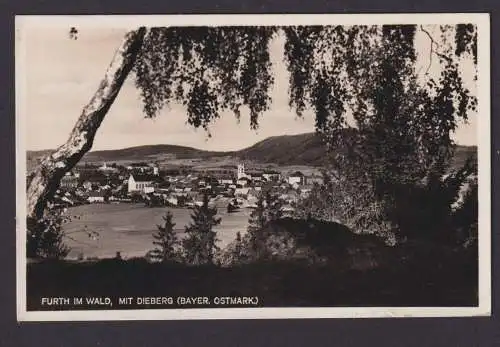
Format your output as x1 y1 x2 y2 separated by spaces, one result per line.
47 160 323 213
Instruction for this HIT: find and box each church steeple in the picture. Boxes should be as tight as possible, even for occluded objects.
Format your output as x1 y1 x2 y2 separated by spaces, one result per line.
237 163 246 180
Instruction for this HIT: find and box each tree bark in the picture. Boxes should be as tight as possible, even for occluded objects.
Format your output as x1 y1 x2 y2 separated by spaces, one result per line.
26 27 147 221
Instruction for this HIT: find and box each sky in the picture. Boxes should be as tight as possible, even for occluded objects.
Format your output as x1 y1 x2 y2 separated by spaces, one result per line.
19 24 478 152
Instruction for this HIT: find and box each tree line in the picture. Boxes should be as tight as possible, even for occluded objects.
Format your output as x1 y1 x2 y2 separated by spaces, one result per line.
148 192 285 265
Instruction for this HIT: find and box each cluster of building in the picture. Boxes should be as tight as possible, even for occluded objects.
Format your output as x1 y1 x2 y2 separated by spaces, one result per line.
51 161 324 210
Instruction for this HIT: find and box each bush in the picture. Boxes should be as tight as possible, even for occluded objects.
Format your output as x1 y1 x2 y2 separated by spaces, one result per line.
451 176 478 250
241 192 287 262
217 230 300 267
294 172 396 244
218 217 390 270
26 208 70 260
294 153 477 247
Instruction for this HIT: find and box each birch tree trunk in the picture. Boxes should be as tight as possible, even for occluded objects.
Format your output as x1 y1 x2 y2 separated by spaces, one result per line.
26 27 147 221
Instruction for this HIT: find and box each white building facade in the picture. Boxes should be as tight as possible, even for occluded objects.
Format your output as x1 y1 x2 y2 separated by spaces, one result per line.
128 174 155 194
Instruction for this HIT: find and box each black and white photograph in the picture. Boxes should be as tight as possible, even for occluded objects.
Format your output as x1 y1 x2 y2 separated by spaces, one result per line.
16 14 490 321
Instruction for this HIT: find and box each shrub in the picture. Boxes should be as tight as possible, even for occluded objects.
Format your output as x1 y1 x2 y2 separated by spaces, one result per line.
294 153 477 246
26 208 70 260
451 175 478 250
245 192 286 261
218 217 389 269
294 172 396 244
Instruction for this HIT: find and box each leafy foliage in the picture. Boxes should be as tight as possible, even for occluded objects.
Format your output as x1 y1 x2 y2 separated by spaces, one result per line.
455 23 477 65
182 194 221 265
132 26 476 178
283 24 477 134
69 27 78 40
216 192 286 266
245 194 274 261
27 209 70 259
246 195 268 258
286 25 477 243
133 27 276 131
451 172 478 249
294 171 396 245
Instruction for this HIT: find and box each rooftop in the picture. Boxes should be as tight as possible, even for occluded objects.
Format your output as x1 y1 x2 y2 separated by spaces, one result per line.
130 173 158 182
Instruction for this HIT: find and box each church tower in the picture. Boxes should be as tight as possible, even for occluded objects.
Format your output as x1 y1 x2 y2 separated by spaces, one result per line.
237 163 246 180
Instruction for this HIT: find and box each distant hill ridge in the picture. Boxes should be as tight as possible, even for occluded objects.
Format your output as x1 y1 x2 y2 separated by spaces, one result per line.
27 132 477 169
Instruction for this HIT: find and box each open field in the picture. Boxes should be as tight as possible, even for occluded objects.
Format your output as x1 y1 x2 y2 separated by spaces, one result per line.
63 203 251 260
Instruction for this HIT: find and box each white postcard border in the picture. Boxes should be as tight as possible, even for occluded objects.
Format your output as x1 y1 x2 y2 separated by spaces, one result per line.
15 13 491 321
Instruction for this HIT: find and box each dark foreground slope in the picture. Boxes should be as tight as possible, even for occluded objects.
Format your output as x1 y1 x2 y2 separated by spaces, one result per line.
26 255 477 310
27 218 477 310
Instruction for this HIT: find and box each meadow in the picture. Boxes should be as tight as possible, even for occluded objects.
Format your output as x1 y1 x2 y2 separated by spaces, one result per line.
62 203 251 260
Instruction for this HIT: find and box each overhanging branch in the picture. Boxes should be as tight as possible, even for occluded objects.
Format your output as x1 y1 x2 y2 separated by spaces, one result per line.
419 25 453 74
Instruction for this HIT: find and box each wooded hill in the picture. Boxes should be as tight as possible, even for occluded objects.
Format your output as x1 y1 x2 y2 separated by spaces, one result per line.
27 132 477 170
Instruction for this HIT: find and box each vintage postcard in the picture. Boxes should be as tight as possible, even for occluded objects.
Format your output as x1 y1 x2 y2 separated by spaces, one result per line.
16 14 490 321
